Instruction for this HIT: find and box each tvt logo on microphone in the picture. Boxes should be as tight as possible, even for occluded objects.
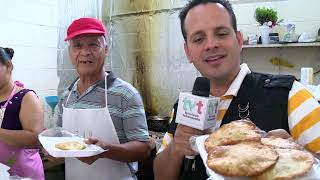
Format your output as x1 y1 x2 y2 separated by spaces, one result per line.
182 97 218 117
176 92 219 130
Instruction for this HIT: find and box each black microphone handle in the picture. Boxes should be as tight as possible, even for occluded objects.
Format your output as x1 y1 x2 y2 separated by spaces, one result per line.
181 156 195 178
184 156 195 169
181 77 210 176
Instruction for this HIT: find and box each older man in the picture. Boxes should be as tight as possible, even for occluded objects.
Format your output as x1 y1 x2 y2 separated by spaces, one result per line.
57 17 151 180
154 0 320 180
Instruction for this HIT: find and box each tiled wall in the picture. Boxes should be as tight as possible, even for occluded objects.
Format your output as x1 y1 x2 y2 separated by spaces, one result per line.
0 0 59 98
0 0 103 128
0 0 59 127
103 0 320 116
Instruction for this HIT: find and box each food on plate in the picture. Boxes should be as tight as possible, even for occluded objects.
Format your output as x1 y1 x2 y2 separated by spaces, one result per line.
254 148 315 180
206 142 279 177
204 120 261 151
203 119 316 178
55 141 86 150
261 136 303 150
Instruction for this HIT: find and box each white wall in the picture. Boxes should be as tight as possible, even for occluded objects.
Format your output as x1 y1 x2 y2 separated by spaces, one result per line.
234 0 320 83
0 0 102 128
0 0 59 98
0 0 59 127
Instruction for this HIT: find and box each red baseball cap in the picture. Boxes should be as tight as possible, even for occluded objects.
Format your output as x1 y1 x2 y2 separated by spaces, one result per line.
64 17 106 41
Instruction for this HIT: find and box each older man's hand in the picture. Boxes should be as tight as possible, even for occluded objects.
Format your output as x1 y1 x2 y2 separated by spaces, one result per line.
84 138 109 149
77 138 109 165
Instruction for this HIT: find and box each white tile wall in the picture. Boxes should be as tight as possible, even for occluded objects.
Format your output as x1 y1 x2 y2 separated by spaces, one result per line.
13 69 59 91
0 1 59 96
0 0 58 26
0 22 58 48
11 46 58 69
0 0 103 128
0 0 60 128
0 7 58 89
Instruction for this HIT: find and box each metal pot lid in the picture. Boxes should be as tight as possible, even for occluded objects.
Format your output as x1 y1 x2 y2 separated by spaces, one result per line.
148 116 169 121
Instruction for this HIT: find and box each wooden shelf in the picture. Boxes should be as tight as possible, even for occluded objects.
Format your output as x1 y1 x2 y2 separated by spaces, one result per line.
243 42 320 48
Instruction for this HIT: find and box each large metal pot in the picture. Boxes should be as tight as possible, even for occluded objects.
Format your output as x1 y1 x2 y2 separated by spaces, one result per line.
147 116 169 132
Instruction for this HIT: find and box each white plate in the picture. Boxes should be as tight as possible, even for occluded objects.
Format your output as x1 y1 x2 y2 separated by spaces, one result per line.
39 136 106 158
195 135 320 180
0 163 9 180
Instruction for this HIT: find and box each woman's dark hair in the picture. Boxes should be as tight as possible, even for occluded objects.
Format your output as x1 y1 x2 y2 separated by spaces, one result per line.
0 47 14 64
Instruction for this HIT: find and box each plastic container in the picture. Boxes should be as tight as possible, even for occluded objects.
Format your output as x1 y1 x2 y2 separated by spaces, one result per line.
301 67 314 85
259 25 272 44
269 33 279 44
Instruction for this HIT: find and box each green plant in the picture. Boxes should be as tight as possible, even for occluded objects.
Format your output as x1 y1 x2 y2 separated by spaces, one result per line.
255 7 278 26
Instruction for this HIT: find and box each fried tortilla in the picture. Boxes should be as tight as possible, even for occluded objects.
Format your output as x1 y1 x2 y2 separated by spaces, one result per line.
207 142 279 177
205 120 261 151
55 141 86 150
261 136 302 150
254 148 314 180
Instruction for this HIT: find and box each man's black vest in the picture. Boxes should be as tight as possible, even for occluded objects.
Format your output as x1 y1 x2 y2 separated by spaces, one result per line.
222 72 295 132
168 72 295 180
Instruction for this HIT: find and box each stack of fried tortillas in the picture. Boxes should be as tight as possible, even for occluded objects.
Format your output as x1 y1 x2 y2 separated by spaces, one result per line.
204 120 315 179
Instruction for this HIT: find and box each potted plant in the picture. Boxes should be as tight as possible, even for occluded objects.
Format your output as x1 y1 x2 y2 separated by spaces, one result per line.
255 7 278 27
254 7 278 44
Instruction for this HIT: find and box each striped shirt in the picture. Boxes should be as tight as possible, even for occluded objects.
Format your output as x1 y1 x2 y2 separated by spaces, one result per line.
288 81 320 152
159 64 320 153
57 72 149 176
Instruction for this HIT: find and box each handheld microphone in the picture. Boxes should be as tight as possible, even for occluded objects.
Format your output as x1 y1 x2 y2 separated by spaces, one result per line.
176 77 218 130
176 77 219 173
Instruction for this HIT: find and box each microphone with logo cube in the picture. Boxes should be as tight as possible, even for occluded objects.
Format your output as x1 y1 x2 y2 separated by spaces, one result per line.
175 77 219 173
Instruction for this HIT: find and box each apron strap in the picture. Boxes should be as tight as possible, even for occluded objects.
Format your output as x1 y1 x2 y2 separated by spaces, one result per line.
65 73 109 107
65 79 79 105
104 72 108 107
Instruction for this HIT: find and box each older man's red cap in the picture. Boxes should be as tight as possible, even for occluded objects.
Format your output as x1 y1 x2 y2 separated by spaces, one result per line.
64 17 106 41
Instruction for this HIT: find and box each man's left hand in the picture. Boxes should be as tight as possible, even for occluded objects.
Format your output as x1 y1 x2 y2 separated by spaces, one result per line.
77 138 109 165
84 137 109 149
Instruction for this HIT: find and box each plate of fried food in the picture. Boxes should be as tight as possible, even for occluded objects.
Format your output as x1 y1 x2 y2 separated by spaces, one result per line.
196 120 320 180
39 128 106 158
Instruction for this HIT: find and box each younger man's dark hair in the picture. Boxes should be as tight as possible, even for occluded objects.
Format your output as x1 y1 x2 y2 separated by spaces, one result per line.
179 0 237 42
